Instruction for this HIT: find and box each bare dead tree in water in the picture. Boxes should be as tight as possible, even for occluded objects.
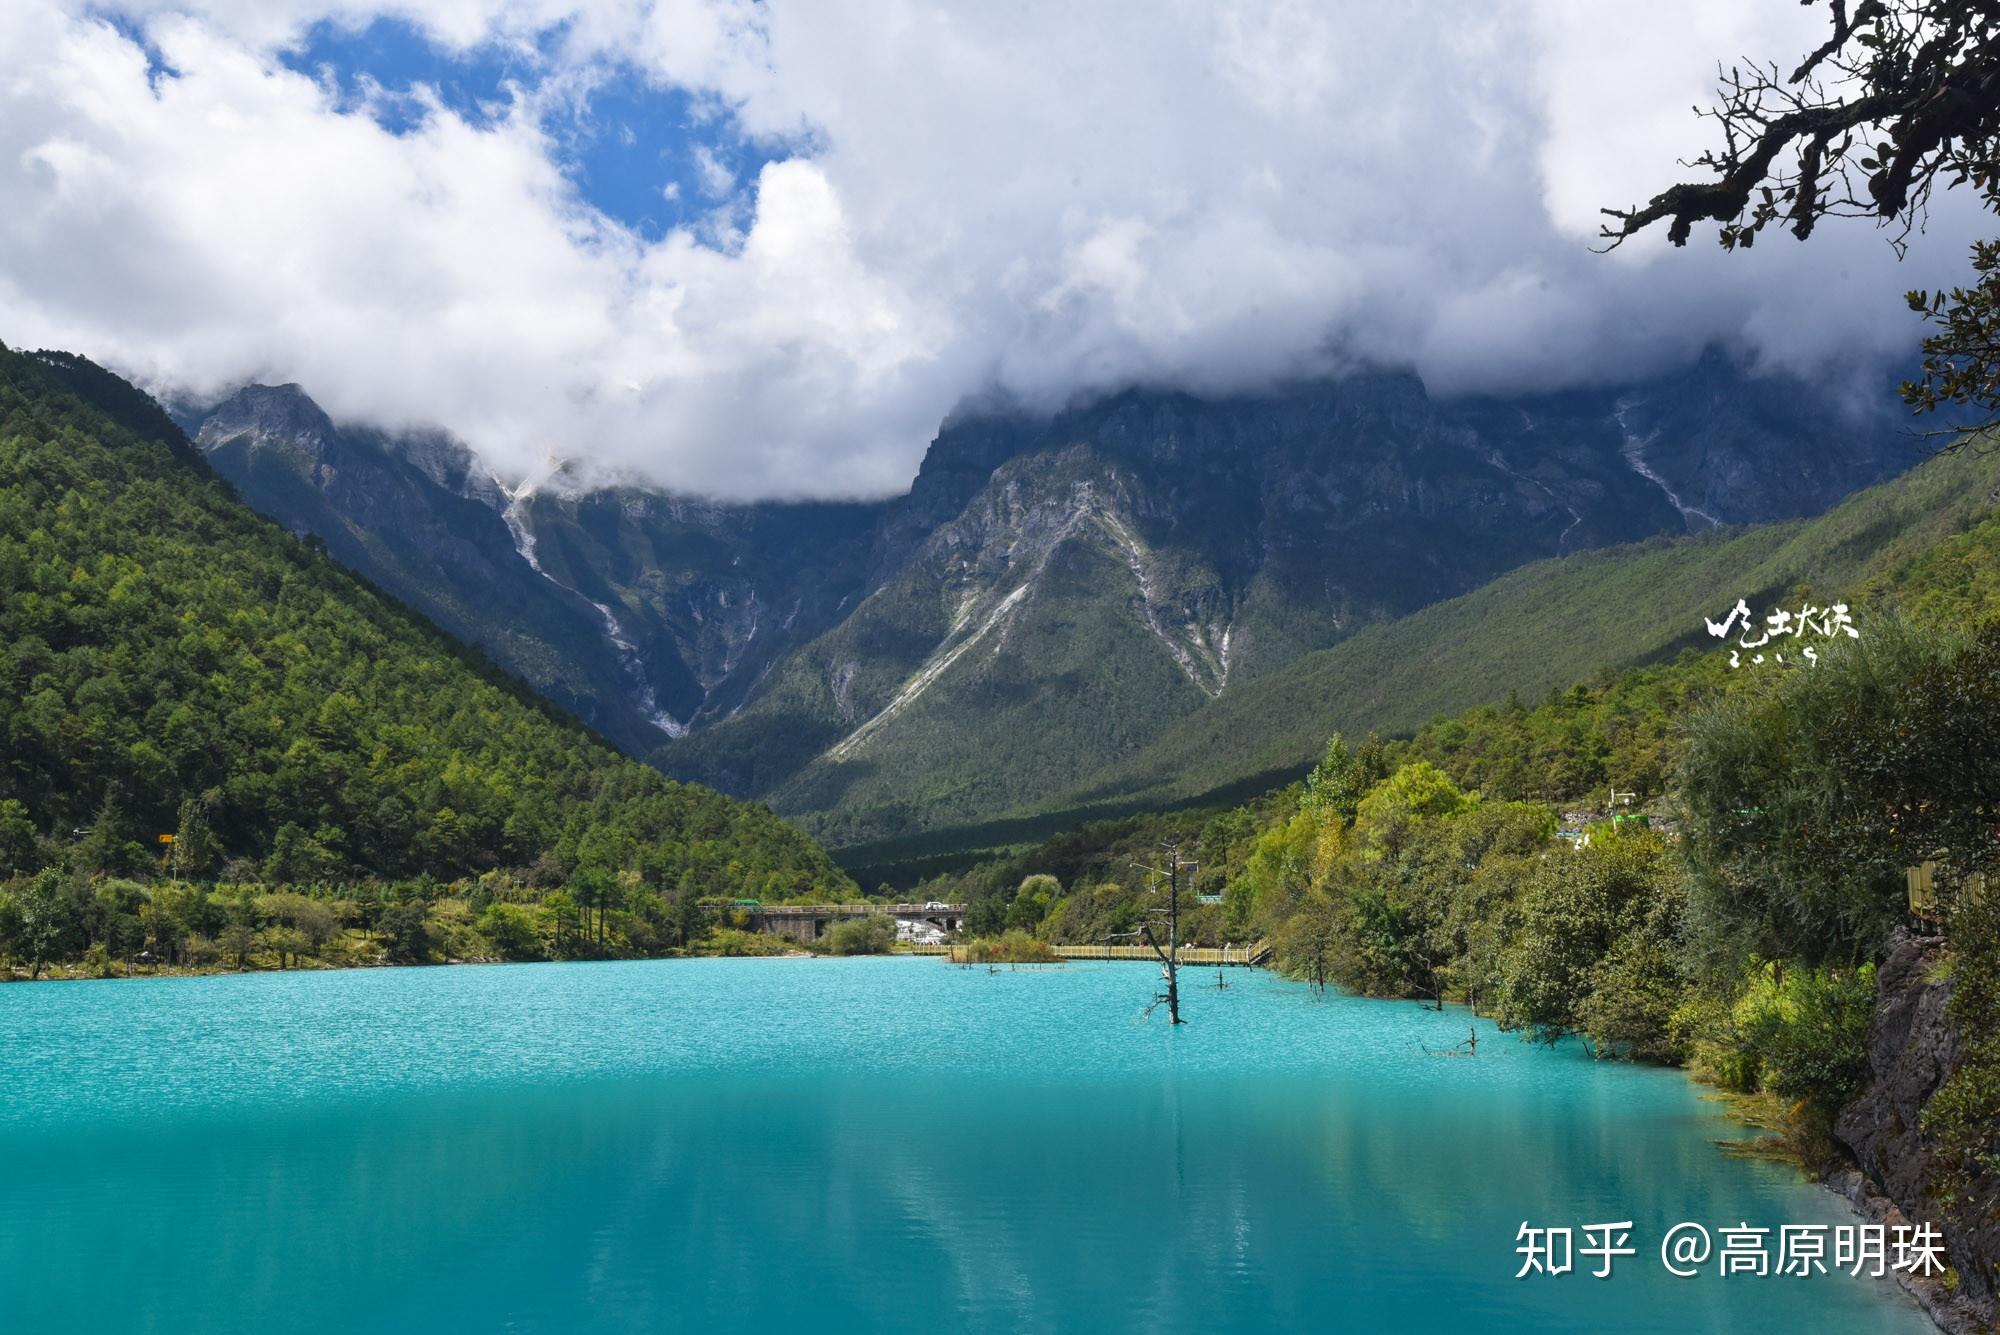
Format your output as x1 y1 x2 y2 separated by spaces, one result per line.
1600 0 2000 439
1419 1027 1482 1059
1120 841 1196 1024
1406 937 1450 1013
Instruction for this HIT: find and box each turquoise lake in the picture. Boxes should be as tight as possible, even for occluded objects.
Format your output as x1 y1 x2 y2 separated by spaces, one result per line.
0 957 1931 1333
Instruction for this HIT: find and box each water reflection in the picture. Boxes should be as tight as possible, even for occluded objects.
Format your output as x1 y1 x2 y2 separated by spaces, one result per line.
0 959 1930 1334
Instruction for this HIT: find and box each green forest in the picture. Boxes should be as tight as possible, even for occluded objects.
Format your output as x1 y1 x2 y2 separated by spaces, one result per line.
918 508 2000 1262
0 345 854 977
828 441 2000 883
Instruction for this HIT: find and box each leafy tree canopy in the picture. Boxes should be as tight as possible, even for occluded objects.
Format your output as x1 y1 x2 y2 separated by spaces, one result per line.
0 345 852 906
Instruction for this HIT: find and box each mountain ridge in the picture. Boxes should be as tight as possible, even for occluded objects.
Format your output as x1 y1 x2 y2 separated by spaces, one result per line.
175 353 1919 848
834 440 2000 883
662 359 1917 845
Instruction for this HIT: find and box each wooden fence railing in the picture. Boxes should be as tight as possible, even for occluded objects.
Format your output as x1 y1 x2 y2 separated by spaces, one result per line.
920 942 1270 967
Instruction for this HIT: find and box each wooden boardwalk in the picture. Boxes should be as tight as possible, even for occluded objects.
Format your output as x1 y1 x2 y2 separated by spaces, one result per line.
905 942 1270 967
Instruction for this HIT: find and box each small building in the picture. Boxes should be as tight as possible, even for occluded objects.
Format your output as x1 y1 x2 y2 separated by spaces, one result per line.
896 918 948 946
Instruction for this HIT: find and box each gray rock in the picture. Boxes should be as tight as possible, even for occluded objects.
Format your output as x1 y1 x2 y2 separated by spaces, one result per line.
1835 932 1999 1329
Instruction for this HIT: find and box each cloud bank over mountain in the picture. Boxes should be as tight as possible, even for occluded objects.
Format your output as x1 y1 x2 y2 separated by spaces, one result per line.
0 0 1983 498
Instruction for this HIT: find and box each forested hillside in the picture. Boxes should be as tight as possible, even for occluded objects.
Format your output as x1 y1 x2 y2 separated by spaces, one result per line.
926 478 2000 1312
834 442 2000 879
1020 443 2000 826
933 469 2000 928
0 345 852 973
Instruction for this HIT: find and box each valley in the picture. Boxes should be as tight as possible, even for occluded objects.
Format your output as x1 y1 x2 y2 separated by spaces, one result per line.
181 354 1915 853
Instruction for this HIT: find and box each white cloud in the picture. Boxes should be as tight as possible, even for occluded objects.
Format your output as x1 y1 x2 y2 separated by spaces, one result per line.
689 142 733 197
0 0 1985 499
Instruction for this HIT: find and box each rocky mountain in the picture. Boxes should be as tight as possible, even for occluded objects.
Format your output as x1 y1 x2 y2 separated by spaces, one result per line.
657 357 1916 846
181 353 1917 848
185 385 883 754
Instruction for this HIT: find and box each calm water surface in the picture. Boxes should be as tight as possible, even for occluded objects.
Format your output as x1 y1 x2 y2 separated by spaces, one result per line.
0 957 1929 1333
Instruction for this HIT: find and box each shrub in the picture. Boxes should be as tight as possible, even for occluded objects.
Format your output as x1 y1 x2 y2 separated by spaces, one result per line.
377 902 432 964
82 941 118 978
1734 962 1878 1117
476 902 544 961
1672 994 1760 1093
821 915 896 956
704 927 796 957
1579 930 1694 1062
961 931 1060 964
1925 901 2000 1238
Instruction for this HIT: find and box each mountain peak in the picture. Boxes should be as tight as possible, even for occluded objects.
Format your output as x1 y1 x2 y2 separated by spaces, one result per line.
195 382 337 458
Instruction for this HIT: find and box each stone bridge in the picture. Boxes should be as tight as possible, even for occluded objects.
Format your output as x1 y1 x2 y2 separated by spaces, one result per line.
747 902 967 944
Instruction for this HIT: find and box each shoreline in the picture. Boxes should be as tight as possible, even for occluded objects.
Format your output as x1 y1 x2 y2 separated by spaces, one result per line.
0 945 835 984
0 939 1133 985
1396 993 1964 1335
1826 1168 1990 1335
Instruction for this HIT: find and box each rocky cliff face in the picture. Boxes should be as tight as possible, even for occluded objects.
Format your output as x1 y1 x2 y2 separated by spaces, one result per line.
190 385 887 753
659 364 1915 844
1609 351 1911 526
192 387 664 752
500 485 883 732
186 356 1916 846
1836 933 1999 1331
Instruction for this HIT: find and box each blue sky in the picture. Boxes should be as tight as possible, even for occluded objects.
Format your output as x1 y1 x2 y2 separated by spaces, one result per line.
278 15 779 242
4 0 1984 499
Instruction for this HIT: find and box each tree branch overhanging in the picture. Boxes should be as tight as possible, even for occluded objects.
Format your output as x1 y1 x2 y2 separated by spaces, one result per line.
1601 0 2000 442
1599 0 2000 255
